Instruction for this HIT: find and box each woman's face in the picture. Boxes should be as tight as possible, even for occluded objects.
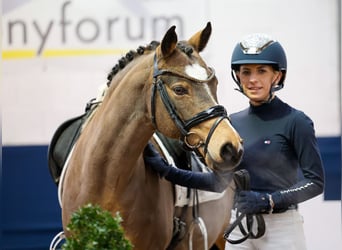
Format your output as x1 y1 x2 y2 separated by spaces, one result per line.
236 64 282 106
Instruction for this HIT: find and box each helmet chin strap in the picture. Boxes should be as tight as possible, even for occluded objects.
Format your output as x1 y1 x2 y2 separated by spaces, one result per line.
264 82 284 103
265 89 275 103
231 70 244 94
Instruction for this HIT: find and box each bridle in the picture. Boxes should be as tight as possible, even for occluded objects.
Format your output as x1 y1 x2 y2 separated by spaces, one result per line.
151 54 229 158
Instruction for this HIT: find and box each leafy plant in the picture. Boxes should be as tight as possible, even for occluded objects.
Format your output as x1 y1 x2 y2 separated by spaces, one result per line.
62 203 133 250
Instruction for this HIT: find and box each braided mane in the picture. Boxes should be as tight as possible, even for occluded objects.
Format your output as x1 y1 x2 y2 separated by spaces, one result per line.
106 40 194 86
106 41 160 86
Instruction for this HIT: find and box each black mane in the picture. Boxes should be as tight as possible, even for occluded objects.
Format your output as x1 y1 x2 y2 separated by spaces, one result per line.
106 41 160 86
106 40 194 86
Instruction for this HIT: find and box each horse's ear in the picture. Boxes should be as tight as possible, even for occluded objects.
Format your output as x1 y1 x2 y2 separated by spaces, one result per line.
159 25 178 57
188 22 212 52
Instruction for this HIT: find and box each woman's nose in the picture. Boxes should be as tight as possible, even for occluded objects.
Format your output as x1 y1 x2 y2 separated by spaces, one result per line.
248 73 258 83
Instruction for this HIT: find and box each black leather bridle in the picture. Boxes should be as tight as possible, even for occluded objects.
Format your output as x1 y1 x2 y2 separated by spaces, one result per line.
151 54 229 158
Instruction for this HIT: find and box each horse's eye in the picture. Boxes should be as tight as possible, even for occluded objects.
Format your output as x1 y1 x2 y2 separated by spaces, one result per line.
173 86 188 95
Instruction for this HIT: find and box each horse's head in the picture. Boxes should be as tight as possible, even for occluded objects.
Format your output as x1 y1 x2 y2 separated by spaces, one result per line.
150 22 243 172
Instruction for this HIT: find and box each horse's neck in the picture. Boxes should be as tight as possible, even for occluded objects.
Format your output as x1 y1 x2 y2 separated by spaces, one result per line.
78 59 154 182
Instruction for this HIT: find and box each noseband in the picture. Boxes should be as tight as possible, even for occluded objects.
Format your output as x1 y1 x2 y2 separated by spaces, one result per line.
151 54 229 157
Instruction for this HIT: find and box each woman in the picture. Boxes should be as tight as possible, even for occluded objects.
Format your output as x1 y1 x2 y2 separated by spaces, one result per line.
224 33 324 249
144 33 325 249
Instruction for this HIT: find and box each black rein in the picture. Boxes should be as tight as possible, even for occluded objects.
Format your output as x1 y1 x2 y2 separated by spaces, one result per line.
223 169 266 244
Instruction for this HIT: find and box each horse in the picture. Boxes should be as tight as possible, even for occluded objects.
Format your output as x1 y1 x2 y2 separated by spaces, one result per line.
60 22 243 249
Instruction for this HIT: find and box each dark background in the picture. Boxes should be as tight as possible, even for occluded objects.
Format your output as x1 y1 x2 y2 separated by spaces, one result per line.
1 137 340 249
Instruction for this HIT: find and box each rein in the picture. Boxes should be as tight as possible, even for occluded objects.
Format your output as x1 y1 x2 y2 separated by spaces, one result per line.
223 169 266 244
151 54 228 158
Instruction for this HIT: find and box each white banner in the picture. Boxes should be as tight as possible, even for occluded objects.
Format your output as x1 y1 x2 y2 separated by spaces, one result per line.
3 0 209 55
2 0 340 145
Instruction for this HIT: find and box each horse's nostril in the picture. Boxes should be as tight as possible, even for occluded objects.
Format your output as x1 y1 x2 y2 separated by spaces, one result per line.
220 143 233 160
220 143 243 165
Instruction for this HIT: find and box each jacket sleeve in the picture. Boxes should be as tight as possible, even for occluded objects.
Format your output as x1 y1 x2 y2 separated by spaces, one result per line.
164 152 233 192
272 112 325 209
143 142 233 193
164 166 232 193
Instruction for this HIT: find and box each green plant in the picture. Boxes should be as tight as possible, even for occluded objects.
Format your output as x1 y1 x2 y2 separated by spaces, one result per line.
62 203 133 250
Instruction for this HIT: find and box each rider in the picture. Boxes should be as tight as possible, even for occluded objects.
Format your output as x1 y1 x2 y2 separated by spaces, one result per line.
144 33 325 250
225 33 324 249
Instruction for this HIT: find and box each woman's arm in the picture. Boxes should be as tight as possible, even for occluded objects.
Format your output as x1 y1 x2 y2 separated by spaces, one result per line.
143 143 232 192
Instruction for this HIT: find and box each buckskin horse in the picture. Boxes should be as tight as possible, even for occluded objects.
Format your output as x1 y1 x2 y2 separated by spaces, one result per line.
57 22 243 249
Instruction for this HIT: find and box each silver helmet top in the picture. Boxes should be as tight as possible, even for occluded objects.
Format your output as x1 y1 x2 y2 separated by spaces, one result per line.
240 33 275 55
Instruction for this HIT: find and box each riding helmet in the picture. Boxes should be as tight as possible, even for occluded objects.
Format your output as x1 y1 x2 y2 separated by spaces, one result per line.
231 33 287 91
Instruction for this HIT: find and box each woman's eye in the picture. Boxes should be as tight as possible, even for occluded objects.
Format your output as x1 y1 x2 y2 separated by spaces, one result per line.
173 86 188 95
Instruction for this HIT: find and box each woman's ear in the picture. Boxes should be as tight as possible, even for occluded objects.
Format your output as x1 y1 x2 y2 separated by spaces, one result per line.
273 71 283 84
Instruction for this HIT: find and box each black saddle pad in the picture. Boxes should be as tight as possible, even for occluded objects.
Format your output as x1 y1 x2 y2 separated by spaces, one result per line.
47 113 87 186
